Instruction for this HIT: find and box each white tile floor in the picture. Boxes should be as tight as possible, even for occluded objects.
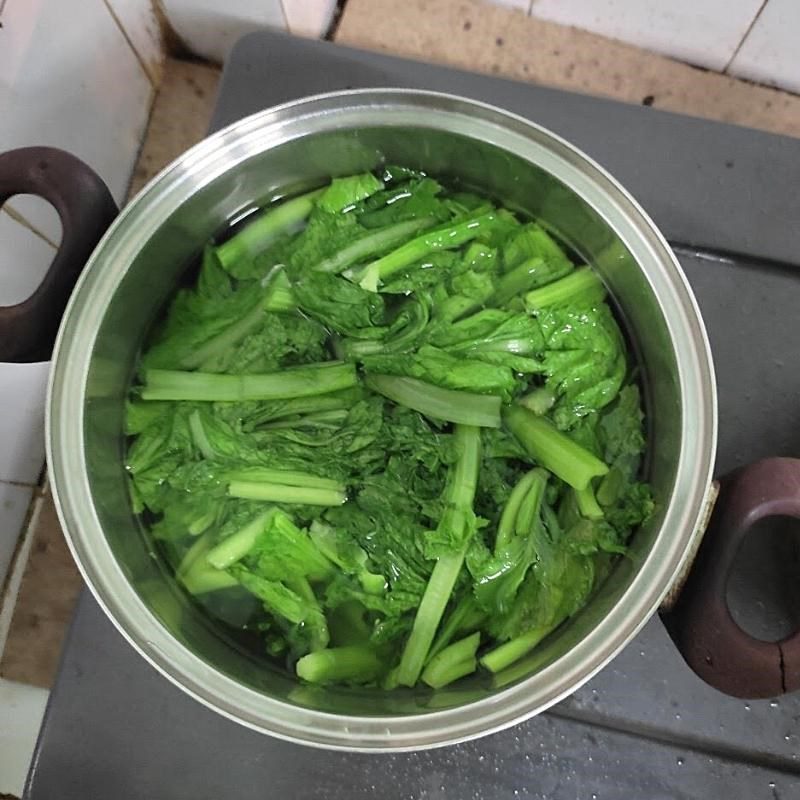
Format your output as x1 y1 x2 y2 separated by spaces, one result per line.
0 481 34 595
0 361 49 486
0 491 46 797
529 0 764 71
728 0 800 93
0 678 49 797
488 0 532 11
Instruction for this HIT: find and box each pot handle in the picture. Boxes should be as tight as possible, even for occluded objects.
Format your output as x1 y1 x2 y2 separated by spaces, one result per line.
664 457 800 698
0 147 117 363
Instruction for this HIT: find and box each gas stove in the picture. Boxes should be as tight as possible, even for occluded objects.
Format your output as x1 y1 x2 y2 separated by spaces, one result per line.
25 31 800 800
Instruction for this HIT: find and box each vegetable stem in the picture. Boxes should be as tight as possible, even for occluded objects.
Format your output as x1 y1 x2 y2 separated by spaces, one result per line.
480 626 552 673
491 256 572 307
494 468 547 553
287 576 329 651
230 567 309 624
366 374 501 428
225 467 343 492
181 564 239 595
518 386 556 416
296 645 383 684
525 266 605 310
358 212 497 291
504 405 608 490
206 510 277 570
397 553 466 687
184 304 263 370
575 485 604 520
427 594 483 663
316 217 435 274
188 410 215 460
216 188 324 269
228 481 346 506
397 425 481 687
178 532 240 594
244 388 361 427
421 632 480 689
500 468 548 551
183 272 299 372
140 362 357 402
596 467 624 507
262 269 297 312
497 469 541 552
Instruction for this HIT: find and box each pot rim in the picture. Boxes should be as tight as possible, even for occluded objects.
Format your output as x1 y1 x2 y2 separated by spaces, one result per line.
46 88 717 751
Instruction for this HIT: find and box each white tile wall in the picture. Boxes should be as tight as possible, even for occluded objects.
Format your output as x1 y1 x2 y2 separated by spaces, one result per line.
0 0 159 689
0 2 159 791
728 0 800 94
160 0 286 64
0 0 154 212
0 0 155 495
529 0 765 71
105 0 165 83
282 0 338 38
0 210 55 305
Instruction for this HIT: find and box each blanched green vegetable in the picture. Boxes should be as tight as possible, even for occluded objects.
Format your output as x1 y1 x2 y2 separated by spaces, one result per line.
126 167 653 689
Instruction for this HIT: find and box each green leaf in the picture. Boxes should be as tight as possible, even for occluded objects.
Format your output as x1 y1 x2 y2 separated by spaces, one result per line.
342 293 431 357
142 281 264 371
246 510 333 581
430 309 545 361
534 302 627 428
317 173 384 213
290 272 387 336
598 384 646 480
362 344 521 401
126 167 655 690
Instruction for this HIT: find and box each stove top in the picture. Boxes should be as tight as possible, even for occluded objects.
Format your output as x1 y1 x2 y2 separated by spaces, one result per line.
25 31 800 800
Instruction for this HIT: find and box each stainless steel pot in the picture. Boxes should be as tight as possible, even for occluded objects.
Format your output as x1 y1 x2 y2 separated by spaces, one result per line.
2 90 798 751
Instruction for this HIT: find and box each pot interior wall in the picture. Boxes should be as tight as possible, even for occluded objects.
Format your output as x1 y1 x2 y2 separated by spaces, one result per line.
83 124 681 715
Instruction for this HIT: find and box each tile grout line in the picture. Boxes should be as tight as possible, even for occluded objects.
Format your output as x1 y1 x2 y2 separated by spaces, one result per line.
0 491 45 664
277 0 293 32
723 0 769 74
100 0 160 88
1 477 44 491
1 206 58 250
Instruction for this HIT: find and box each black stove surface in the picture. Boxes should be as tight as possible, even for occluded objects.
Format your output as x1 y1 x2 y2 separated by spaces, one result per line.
25 31 800 800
